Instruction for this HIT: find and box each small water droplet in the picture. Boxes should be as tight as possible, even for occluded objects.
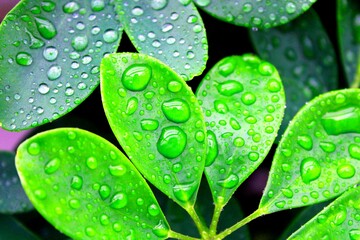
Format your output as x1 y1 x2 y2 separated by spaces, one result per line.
152 220 169 238
216 80 243 96
140 119 159 131
218 58 236 77
217 174 239 189
86 157 98 169
131 6 144 16
47 65 62 80
110 192 128 209
103 29 119 43
109 164 127 176
258 62 275 76
349 144 360 160
34 17 57 39
34 189 47 200
71 175 83 190
148 203 160 217
44 158 60 174
125 97 138 115
43 46 58 61
297 135 313 150
241 92 256 105
162 99 190 123
99 184 111 200
319 141 336 153
28 142 40 155
205 130 218 166
267 79 281 92
281 188 294 198
337 163 355 179
122 64 152 91
91 0 105 11
157 126 187 159
150 0 168 10
173 182 196 202
242 3 253 13
16 52 33 66
285 2 297 14
63 2 80 13
214 100 229 114
300 157 321 184
72 35 88 52
85 227 96 237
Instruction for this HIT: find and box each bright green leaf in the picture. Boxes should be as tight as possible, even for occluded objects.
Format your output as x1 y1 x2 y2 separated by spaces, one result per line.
195 55 285 205
0 0 122 131
260 89 360 214
194 0 317 29
288 186 360 239
0 151 33 214
100 53 207 209
0 215 40 240
250 9 338 139
114 0 208 81
16 128 169 239
337 0 360 87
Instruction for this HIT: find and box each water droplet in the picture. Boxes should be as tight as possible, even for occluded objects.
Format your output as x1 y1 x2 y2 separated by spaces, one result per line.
63 2 80 13
91 0 105 11
44 158 60 174
85 227 96 237
285 2 296 14
162 99 190 123
47 65 62 80
152 220 169 238
334 207 347 225
217 174 239 189
297 135 313 150
173 182 196 202
148 203 160 217
157 126 187 159
233 137 245 147
99 184 111 200
122 64 152 91
34 17 57 39
300 157 321 184
125 97 138 115
267 79 281 92
205 130 218 166
321 106 360 135
242 3 253 13
72 35 88 52
349 229 360 240
167 81 182 93
68 198 80 209
151 0 168 10
86 157 98 169
241 92 256 105
140 119 159 131
275 200 286 209
34 189 47 200
71 175 83 190
16 52 33 66
218 58 236 77
281 188 294 198
248 152 259 161
43 46 58 61
349 144 360 160
258 62 275 76
162 23 173 33
103 29 119 43
319 141 336 153
109 164 126 176
131 6 144 16
337 163 355 179
214 100 229 114
216 80 243 96
110 192 128 209
28 142 40 155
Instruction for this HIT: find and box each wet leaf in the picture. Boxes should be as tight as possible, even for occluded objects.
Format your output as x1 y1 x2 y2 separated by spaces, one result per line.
288 186 360 239
101 53 207 209
260 89 360 214
193 0 317 29
250 9 338 139
114 0 208 81
337 0 360 87
195 55 285 205
0 151 33 214
0 214 40 240
0 0 122 131
16 128 169 239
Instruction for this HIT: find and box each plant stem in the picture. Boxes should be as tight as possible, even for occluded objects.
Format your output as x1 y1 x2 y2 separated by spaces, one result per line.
186 205 210 239
168 230 200 240
350 53 360 88
209 202 224 236
214 208 264 239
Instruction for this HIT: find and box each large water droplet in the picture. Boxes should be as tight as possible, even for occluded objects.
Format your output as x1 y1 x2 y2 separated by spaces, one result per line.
349 229 360 240
337 163 355 179
216 80 243 96
217 174 239 189
321 106 360 135
122 64 152 91
16 52 33 66
162 99 190 123
110 192 128 209
152 220 169 238
297 135 313 150
44 158 60 174
34 17 57 39
157 126 187 159
300 157 321 184
173 182 196 202
206 130 218 166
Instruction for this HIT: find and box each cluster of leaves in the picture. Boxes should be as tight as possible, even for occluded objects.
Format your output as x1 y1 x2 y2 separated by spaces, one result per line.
0 0 360 239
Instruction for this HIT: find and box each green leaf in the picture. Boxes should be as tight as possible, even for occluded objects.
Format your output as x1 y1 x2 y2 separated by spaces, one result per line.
0 214 40 240
260 89 360 214
16 128 169 239
0 151 33 214
0 0 122 131
288 186 360 239
100 53 207 209
250 9 338 139
114 0 208 81
195 55 285 205
193 0 317 29
337 0 360 87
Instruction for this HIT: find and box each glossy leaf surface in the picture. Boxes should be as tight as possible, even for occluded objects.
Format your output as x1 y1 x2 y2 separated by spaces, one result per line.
101 53 206 208
337 0 360 87
115 0 208 81
0 0 122 131
196 55 285 204
194 0 317 29
0 215 40 240
16 128 169 239
260 89 360 214
250 9 338 139
288 186 360 239
0 151 33 213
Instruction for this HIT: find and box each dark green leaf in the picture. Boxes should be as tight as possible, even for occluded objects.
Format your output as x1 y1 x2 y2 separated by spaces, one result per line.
0 151 33 213
260 89 360 214
194 0 317 29
0 214 40 240
250 9 338 139
195 55 285 205
0 0 122 131
101 53 207 209
16 128 169 239
114 0 208 80
288 186 360 239
337 0 360 87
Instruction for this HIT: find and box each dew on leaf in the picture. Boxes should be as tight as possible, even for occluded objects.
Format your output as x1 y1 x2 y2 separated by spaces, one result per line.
229 118 241 130
99 184 111 200
300 157 321 184
28 142 40 155
110 192 128 209
233 137 245 147
125 97 138 115
150 0 168 10
173 182 197 202
218 58 236 77
103 29 119 43
214 99 229 114
72 35 88 51
44 158 60 174
34 17 57 39
34 189 47 200
91 0 105 12
109 164 126 176
157 126 187 159
349 229 360 240
167 81 182 93
258 62 275 76
86 157 98 169
337 164 356 179
140 119 159 131
206 130 218 166
47 65 62 80
241 92 257 105
248 152 259 161
71 175 83 190
69 199 81 209
112 222 122 232
148 203 160 217
216 80 243 96
297 135 313 150
131 6 144 16
349 144 360 160
38 83 50 94
217 174 239 189
161 98 190 123
63 2 80 13
319 141 336 153
122 64 152 91
16 52 33 66
85 227 96 237
321 106 360 135
152 220 169 238
43 46 58 61
100 214 110 226
281 188 294 198
267 79 281 92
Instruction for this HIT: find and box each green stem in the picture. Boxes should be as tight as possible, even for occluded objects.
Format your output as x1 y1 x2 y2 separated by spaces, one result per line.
209 202 224 236
168 230 200 240
350 53 360 88
214 208 265 239
185 205 210 239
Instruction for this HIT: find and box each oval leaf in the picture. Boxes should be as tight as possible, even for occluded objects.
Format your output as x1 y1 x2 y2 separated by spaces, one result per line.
260 89 360 214
337 0 360 87
0 151 33 213
195 55 285 205
288 186 360 239
100 53 207 208
114 0 208 80
194 0 317 29
250 9 338 139
16 128 169 239
0 215 40 240
0 0 122 131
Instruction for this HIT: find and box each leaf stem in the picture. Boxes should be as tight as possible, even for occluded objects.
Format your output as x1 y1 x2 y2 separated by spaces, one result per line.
168 230 200 240
214 208 265 239
185 205 210 239
209 202 224 236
